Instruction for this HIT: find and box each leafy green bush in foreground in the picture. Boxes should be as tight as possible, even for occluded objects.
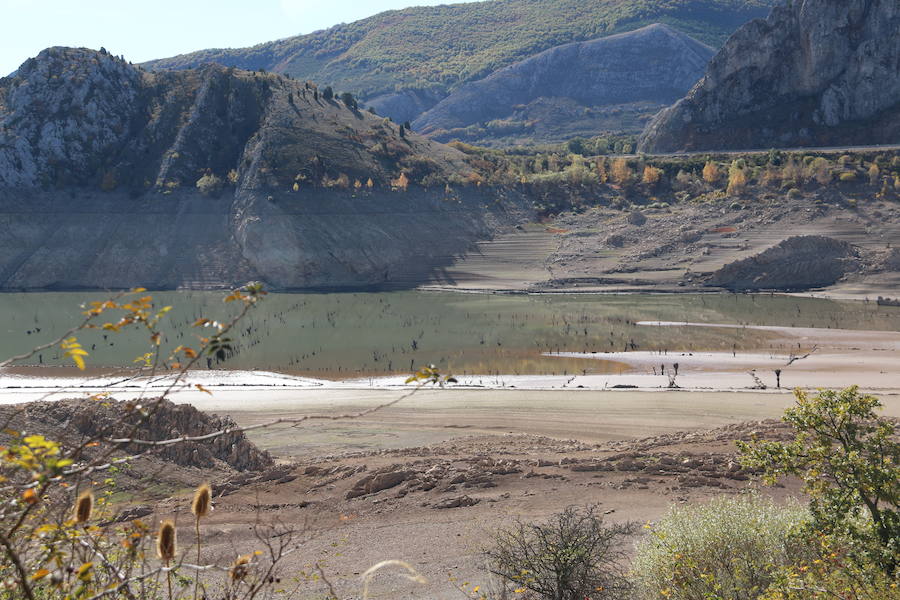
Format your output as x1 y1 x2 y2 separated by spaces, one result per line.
632 495 813 600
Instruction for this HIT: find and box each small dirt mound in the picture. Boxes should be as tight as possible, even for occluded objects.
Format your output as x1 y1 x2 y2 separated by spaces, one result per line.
0 398 273 472
706 235 860 291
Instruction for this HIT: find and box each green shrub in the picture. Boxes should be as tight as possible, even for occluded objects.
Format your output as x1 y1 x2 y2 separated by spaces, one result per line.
632 495 813 600
195 173 223 197
739 386 900 576
839 171 858 182
760 535 899 600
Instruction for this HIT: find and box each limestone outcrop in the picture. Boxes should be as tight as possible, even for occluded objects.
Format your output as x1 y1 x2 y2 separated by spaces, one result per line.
638 0 900 152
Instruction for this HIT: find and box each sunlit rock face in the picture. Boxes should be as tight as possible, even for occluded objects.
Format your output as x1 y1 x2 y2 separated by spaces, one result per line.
639 0 900 152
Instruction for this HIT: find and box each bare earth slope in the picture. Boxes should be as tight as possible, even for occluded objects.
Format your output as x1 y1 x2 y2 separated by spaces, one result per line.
429 192 900 298
413 24 714 145
638 0 900 152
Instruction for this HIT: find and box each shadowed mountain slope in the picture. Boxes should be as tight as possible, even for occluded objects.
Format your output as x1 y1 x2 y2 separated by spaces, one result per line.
413 24 715 145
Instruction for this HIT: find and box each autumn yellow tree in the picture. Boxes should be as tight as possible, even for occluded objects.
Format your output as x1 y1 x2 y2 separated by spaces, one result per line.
391 172 410 192
596 158 608 184
702 161 720 185
642 165 663 186
610 158 633 187
727 162 748 196
868 162 881 185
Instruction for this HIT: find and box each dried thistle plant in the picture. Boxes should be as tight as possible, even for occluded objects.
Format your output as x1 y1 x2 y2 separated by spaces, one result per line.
73 490 94 524
191 482 212 519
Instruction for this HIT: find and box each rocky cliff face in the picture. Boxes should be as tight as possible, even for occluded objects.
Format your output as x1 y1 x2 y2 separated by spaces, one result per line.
414 24 714 145
0 47 470 191
638 0 900 153
0 48 529 290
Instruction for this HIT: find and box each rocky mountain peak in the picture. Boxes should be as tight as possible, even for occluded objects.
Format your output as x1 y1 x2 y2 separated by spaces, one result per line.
0 47 145 188
638 0 900 152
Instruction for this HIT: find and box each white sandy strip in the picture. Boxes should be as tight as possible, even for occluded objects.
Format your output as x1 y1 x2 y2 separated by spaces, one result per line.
3 350 900 405
0 369 326 400
547 350 788 371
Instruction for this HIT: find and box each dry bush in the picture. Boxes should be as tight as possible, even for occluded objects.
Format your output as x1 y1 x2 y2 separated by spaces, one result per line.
806 157 833 185
486 505 634 600
759 166 781 188
196 173 224 197
781 157 803 187
633 495 814 600
673 169 694 191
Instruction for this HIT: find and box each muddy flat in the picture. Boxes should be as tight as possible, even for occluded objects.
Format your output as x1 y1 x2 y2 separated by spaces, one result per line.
144 391 830 600
128 387 891 599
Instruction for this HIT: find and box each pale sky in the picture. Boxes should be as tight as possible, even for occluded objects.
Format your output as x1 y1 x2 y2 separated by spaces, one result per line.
1 0 479 75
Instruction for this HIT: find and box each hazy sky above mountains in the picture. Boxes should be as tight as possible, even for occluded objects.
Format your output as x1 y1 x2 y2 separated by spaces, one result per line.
1 0 478 75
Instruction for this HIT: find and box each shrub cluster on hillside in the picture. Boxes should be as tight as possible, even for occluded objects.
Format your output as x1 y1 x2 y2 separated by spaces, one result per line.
450 143 900 217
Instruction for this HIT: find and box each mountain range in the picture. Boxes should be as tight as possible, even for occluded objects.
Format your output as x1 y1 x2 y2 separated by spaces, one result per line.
143 0 778 136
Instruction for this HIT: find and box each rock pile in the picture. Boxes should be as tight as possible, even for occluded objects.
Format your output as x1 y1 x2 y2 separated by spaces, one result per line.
12 398 273 471
706 235 860 291
345 456 522 501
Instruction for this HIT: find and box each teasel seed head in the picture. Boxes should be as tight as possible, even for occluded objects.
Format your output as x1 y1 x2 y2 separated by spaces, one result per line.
191 483 212 519
73 490 94 524
156 520 177 562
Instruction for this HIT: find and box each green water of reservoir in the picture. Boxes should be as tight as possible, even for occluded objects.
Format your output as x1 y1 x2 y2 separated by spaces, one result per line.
1 291 899 378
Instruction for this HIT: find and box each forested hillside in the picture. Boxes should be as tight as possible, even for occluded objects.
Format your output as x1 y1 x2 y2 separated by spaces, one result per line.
144 0 778 122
